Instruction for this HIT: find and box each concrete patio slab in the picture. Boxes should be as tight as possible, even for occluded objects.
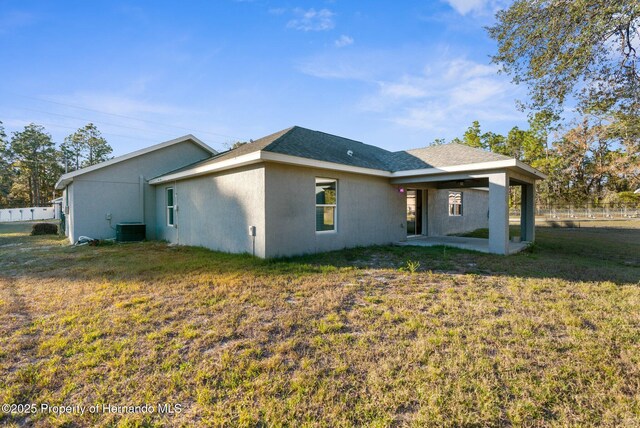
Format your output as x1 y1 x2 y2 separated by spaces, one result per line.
397 235 530 254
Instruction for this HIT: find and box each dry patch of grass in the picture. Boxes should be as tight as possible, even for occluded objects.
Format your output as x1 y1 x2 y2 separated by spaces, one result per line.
0 221 639 427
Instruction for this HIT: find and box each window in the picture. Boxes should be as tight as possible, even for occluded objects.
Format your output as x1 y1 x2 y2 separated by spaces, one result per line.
448 191 462 216
316 178 337 232
166 187 175 226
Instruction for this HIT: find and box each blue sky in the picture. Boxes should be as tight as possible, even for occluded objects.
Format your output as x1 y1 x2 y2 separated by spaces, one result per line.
0 0 526 155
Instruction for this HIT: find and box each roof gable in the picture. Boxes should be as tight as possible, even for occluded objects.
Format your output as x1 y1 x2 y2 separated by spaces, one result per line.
55 134 216 189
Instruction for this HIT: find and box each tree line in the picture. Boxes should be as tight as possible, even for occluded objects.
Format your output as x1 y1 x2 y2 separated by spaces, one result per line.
0 122 113 207
454 0 640 208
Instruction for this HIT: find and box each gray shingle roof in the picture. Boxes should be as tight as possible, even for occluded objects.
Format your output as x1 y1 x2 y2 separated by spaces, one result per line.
263 126 392 170
156 127 295 177
154 126 516 179
399 143 512 169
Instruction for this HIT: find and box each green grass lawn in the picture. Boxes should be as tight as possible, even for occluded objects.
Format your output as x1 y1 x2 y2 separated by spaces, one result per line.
0 221 639 427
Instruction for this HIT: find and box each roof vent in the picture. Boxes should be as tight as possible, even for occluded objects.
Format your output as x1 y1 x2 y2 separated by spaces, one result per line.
347 150 353 157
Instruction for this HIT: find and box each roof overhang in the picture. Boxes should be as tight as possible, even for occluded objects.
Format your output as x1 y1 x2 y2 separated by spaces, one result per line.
149 150 546 185
55 134 216 190
149 151 391 184
390 159 546 181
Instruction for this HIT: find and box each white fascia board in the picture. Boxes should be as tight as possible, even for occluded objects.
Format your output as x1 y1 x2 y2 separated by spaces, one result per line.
390 159 546 181
390 159 517 177
515 160 547 179
150 151 391 184
149 151 263 184
390 171 502 185
55 177 71 190
148 151 546 185
259 152 390 177
54 135 216 190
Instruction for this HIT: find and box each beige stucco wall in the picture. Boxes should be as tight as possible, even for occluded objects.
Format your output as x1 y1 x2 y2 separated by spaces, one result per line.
263 162 406 258
154 164 266 257
427 188 489 236
65 140 210 243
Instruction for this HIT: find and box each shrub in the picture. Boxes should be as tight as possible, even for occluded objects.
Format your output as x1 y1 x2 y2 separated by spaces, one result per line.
31 223 58 235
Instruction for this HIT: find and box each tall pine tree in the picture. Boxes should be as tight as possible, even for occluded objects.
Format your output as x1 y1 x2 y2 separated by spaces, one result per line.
0 121 12 207
61 123 112 172
9 124 61 206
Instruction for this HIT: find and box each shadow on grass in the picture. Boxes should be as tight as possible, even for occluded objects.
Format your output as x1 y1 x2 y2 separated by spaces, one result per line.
1 222 638 285
268 221 640 283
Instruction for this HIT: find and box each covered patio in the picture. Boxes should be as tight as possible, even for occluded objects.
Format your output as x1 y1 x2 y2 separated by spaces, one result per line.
392 162 546 255
397 235 530 254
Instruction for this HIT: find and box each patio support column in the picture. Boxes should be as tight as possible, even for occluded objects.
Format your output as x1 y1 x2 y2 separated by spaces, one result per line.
520 183 535 242
488 172 509 255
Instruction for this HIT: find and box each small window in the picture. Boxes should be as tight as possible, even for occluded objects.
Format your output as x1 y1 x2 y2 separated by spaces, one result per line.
316 178 337 232
166 187 175 227
448 191 462 216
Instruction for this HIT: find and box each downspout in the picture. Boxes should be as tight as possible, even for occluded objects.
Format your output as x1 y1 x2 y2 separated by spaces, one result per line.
65 185 70 240
139 175 145 224
175 180 179 245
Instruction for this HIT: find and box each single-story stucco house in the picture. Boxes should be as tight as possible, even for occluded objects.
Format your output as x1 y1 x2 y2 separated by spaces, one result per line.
55 126 545 257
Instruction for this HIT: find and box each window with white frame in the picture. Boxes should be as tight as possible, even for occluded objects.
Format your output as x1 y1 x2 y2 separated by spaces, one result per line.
448 191 462 216
315 178 337 232
166 187 175 226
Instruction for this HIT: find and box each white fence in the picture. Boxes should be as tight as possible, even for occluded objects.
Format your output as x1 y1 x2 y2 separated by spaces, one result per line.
0 206 58 222
510 204 640 219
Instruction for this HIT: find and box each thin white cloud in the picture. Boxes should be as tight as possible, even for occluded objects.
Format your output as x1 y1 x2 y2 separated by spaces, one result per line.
442 0 510 16
382 83 427 98
268 7 287 15
335 35 354 48
53 92 185 116
378 64 523 132
297 55 373 80
381 60 520 131
444 0 487 15
298 48 525 136
296 49 409 81
0 91 231 154
378 75 432 99
287 8 335 31
449 77 508 106
444 59 499 79
393 104 450 131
